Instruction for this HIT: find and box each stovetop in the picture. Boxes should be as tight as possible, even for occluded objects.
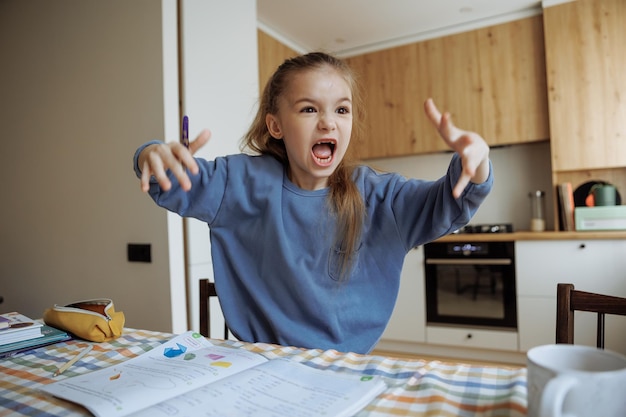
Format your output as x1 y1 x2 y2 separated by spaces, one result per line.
454 223 514 234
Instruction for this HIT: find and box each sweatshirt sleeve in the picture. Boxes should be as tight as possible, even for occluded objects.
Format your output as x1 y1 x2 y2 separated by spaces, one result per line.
362 153 493 251
132 140 162 179
402 153 493 247
132 141 228 224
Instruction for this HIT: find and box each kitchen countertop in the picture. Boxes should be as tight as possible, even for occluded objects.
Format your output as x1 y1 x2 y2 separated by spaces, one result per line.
436 230 626 242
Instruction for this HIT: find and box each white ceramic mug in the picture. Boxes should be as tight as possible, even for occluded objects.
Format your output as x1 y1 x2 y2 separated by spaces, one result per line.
527 344 626 417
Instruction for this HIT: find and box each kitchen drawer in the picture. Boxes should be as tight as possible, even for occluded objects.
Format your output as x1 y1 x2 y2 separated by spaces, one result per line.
426 326 519 351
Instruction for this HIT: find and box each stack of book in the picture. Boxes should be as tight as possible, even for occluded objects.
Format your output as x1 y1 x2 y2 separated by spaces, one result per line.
0 312 71 358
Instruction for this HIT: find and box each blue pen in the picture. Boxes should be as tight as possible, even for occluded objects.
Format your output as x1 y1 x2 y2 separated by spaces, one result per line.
181 115 189 148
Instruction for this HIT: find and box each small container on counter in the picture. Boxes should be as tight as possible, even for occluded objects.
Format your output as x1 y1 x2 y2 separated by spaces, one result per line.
529 190 546 232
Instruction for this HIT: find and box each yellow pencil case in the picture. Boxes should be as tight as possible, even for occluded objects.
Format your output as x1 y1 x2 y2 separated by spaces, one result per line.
43 298 125 342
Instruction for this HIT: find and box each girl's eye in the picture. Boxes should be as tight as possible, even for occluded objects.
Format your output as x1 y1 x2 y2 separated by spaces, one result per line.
301 106 316 113
337 107 350 114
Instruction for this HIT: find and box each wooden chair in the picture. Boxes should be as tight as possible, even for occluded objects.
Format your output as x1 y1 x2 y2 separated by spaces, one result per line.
556 283 626 349
199 278 229 339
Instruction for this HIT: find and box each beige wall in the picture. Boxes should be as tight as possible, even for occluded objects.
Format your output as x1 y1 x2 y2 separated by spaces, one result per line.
0 0 259 335
0 0 175 329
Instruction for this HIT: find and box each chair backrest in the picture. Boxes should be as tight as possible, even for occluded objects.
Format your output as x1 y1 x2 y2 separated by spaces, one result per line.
199 278 229 339
556 283 626 349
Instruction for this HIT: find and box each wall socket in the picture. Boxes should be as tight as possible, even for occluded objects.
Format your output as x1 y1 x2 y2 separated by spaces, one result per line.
127 243 151 263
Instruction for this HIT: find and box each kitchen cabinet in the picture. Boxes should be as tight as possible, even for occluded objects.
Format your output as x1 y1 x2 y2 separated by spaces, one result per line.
516 239 626 354
345 15 549 159
543 0 626 218
377 243 524 363
543 0 626 172
377 236 626 364
380 247 426 343
257 29 297 96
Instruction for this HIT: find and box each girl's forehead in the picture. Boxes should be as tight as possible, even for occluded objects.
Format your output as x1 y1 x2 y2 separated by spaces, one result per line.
283 67 352 96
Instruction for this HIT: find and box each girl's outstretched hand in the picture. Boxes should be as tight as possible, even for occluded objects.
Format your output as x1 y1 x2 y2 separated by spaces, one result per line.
423 98 490 198
139 129 211 192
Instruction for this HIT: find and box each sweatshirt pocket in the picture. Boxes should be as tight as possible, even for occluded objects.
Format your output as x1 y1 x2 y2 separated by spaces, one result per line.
328 242 362 281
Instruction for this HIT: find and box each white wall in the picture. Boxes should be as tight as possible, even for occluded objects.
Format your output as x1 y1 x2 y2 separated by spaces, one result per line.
180 1 259 337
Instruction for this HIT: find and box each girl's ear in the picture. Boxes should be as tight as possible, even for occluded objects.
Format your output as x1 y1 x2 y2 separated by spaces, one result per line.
266 114 283 139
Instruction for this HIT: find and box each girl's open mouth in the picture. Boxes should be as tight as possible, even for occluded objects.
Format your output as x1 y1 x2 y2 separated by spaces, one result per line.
312 140 336 166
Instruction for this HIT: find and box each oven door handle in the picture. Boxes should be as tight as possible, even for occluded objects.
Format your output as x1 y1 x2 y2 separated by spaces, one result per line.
425 258 512 265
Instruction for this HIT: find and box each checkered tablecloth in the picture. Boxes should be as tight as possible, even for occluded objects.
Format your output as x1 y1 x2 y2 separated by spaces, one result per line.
0 329 527 416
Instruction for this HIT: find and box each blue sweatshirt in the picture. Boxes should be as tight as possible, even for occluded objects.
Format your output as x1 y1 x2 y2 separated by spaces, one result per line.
134 145 493 353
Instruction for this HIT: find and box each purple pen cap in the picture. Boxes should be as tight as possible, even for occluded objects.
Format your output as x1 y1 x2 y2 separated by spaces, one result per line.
182 115 189 148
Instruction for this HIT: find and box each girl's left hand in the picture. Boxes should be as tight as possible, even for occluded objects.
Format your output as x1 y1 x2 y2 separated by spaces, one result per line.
423 98 490 198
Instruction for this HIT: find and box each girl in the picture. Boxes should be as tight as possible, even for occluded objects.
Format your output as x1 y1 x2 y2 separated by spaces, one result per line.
134 52 492 353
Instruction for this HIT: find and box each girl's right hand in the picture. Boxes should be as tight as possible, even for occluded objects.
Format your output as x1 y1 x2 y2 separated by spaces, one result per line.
139 129 211 192
423 99 490 199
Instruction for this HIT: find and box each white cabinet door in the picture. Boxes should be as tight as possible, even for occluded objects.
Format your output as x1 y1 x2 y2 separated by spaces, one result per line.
381 247 426 343
518 297 555 351
516 240 626 353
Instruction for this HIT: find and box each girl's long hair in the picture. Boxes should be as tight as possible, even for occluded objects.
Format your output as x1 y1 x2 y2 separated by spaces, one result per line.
242 52 365 280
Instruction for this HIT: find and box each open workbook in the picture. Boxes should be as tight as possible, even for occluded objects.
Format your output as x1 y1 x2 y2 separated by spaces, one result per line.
41 331 386 417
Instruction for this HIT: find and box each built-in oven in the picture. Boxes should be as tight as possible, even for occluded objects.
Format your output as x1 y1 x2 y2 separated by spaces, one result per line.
424 224 517 330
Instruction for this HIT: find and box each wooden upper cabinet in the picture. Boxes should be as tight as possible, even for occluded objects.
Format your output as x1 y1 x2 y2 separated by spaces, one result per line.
346 15 549 159
346 45 436 157
543 0 626 172
476 16 549 148
257 29 298 95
